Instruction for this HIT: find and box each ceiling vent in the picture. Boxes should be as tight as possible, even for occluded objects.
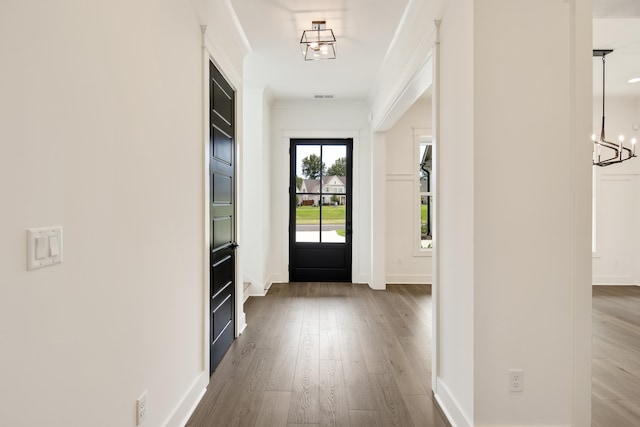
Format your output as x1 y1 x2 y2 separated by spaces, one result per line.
313 94 335 99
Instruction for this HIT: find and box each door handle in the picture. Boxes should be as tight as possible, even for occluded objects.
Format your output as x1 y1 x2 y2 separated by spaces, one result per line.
231 242 239 250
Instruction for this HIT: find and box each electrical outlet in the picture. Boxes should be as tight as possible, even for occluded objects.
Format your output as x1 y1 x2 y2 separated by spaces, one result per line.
137 391 147 425
509 369 524 392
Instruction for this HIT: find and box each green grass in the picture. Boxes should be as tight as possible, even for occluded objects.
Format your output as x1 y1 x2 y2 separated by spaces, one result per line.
336 230 346 237
421 204 427 222
296 205 346 225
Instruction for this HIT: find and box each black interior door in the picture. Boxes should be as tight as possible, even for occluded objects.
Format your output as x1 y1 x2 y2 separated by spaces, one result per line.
209 61 236 374
289 139 353 282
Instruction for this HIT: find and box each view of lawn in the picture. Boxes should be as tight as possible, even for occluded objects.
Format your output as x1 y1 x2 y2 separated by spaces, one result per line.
296 205 346 225
421 204 428 222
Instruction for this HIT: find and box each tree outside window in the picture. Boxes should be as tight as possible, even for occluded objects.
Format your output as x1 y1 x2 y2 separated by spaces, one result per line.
419 138 433 250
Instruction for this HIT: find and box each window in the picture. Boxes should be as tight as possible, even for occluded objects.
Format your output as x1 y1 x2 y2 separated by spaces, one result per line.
592 166 597 254
293 141 350 243
418 134 433 251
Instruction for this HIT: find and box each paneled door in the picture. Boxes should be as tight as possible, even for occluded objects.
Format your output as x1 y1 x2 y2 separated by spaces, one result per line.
209 61 236 374
290 139 353 282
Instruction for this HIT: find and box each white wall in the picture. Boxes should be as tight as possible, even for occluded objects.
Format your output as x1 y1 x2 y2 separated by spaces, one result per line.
262 95 274 287
269 100 372 284
385 98 433 284
242 86 273 294
0 1 245 426
436 0 592 426
592 97 640 285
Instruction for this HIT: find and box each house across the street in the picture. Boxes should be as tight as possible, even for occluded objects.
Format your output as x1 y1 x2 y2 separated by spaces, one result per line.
298 176 346 206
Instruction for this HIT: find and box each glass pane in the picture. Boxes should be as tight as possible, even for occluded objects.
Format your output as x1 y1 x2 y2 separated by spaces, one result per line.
296 204 320 242
296 145 324 193
419 143 432 193
295 144 322 242
294 143 348 244
421 195 432 249
322 145 348 193
321 200 346 243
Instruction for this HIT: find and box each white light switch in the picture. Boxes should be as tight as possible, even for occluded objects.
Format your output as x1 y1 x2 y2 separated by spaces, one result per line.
27 227 63 270
35 237 48 260
49 236 60 256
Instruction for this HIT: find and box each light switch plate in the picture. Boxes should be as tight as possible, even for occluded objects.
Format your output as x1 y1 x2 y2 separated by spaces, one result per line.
27 227 63 270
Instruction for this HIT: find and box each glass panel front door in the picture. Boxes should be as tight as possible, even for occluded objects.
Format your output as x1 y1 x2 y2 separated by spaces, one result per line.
290 139 352 282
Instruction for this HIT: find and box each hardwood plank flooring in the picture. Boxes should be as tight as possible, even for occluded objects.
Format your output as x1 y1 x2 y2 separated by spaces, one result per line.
287 333 320 424
186 283 449 427
255 391 291 427
348 410 382 427
187 284 640 426
592 285 640 427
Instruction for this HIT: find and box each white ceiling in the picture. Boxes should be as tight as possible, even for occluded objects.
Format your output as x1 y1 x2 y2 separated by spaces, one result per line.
593 18 640 98
593 0 640 18
230 0 408 100
229 0 640 101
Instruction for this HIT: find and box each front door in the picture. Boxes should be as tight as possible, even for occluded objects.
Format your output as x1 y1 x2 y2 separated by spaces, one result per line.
209 61 236 374
290 139 353 282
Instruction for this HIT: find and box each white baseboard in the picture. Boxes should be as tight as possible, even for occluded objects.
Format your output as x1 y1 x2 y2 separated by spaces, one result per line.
592 274 635 285
356 274 370 284
593 282 639 286
592 276 638 286
163 371 208 427
242 272 270 300
245 284 267 298
270 273 285 284
265 274 276 291
386 273 432 284
434 378 472 427
474 424 570 427
243 282 252 303
237 312 247 335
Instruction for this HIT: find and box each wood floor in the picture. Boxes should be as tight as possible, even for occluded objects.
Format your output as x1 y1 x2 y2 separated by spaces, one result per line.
186 283 449 427
187 284 640 426
592 285 640 427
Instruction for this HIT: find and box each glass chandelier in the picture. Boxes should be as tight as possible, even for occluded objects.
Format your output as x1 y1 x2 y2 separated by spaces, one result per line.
300 21 336 61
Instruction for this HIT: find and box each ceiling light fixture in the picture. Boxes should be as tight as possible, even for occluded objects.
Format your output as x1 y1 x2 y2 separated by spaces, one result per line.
628 77 640 83
300 21 336 61
592 49 637 167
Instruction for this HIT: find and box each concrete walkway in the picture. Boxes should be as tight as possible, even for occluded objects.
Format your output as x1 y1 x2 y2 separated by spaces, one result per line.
296 230 345 243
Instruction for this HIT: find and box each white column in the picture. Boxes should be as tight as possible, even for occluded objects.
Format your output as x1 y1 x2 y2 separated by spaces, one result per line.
435 0 592 425
370 132 387 290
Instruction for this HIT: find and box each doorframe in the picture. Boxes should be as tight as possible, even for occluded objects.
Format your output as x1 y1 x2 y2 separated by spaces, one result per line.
280 130 361 283
201 26 247 378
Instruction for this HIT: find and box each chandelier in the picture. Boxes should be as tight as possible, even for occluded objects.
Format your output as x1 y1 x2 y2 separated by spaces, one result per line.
592 49 637 167
300 21 336 61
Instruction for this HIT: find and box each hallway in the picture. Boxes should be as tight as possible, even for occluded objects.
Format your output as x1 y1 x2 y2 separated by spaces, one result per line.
187 283 449 426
